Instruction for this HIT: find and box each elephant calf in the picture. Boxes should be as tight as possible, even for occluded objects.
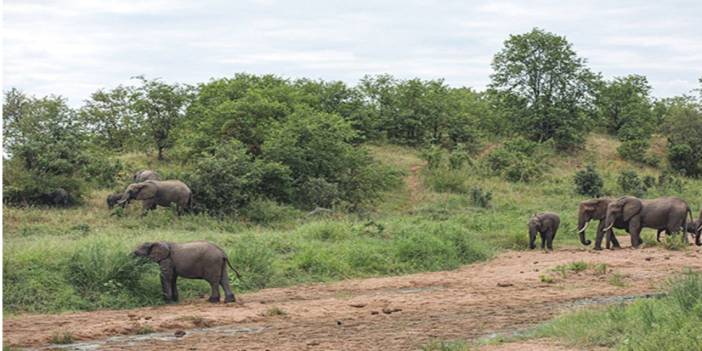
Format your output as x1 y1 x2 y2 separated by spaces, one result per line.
118 180 192 215
106 192 125 209
658 220 702 246
528 212 560 250
133 241 241 303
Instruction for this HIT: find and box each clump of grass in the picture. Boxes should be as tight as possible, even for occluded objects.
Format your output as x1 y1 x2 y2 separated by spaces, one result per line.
535 272 702 351
592 263 608 275
540 274 555 284
51 331 74 344
608 273 628 287
660 236 689 251
263 306 287 317
421 339 470 351
135 324 154 335
552 261 589 278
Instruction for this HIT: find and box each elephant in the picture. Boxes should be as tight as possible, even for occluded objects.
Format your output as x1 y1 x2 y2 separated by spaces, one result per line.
576 198 623 250
528 212 560 250
118 180 192 215
132 241 241 303
106 192 125 209
133 170 161 183
603 196 692 248
43 188 69 206
657 219 702 246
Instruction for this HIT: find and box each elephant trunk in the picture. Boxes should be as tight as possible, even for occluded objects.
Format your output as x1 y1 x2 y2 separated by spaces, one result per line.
528 226 537 249
577 215 591 245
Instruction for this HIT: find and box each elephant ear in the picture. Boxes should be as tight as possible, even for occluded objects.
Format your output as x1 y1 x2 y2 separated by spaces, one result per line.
622 198 643 222
148 242 170 262
134 182 157 200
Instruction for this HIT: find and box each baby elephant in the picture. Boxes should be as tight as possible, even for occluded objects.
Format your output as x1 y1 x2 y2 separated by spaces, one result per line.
106 192 125 209
656 220 702 246
133 241 241 303
528 212 560 250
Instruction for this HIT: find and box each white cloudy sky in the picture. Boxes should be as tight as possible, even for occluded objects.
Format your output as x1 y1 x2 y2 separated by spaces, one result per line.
3 0 702 105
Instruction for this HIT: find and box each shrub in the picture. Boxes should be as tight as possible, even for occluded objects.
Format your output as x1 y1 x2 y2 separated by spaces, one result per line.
617 139 650 164
668 143 701 177
469 186 492 208
420 145 444 169
448 143 473 170
574 165 604 197
424 168 468 193
618 170 647 197
295 177 340 209
485 137 546 182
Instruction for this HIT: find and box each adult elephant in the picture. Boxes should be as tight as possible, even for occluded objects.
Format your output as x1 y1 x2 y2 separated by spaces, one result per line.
133 170 161 183
133 241 241 303
576 198 623 250
603 196 692 248
118 180 191 215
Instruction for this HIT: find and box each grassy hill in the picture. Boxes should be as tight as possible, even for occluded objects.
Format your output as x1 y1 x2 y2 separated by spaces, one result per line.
4 134 702 314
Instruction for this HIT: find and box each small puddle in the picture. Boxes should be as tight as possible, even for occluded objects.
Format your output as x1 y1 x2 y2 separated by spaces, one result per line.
37 325 266 351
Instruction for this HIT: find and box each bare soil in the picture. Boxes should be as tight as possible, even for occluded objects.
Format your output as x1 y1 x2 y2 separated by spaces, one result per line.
5 241 702 350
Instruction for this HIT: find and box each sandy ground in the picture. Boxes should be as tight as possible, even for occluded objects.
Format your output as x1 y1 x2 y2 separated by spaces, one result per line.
4 240 702 350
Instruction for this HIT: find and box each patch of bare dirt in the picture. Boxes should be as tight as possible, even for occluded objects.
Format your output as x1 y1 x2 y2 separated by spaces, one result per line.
5 240 702 350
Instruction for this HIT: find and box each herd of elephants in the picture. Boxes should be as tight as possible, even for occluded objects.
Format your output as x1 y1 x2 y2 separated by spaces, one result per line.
105 169 702 304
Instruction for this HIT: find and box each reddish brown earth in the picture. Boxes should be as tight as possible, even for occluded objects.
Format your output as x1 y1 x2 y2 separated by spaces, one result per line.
5 241 702 350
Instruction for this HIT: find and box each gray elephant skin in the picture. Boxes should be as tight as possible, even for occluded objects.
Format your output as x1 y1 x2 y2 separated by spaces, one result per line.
576 198 623 250
133 170 161 183
604 196 692 248
657 219 702 246
528 212 560 250
133 241 241 303
118 180 192 215
106 192 125 209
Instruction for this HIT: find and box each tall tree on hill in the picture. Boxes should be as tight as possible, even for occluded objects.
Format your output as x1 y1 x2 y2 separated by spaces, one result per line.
489 28 599 150
131 77 193 160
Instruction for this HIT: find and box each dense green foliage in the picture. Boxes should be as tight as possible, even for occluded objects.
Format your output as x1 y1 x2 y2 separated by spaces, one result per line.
536 272 702 350
574 165 604 197
489 28 598 150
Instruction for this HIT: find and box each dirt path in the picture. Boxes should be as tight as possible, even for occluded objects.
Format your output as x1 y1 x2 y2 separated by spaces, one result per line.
5 242 702 350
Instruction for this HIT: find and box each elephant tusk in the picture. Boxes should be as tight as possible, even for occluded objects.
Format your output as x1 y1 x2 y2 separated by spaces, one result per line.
578 221 590 233
602 224 614 232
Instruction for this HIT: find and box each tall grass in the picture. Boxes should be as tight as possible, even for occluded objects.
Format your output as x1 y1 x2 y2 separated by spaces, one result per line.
4 137 702 314
535 272 702 351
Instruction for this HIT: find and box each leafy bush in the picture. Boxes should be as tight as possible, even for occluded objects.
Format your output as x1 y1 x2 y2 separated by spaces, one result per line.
617 139 650 164
420 145 444 169
618 170 648 197
574 165 604 197
485 138 546 182
424 168 468 193
469 186 492 208
295 177 340 209
668 143 701 177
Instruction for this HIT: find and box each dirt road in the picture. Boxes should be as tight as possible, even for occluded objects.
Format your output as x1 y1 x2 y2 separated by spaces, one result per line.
5 241 702 350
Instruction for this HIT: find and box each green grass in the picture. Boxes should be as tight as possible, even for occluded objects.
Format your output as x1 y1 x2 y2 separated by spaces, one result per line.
421 339 471 351
534 272 702 351
4 136 702 315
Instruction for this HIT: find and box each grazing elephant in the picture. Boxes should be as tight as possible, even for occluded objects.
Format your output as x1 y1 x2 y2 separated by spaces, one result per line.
576 198 623 250
603 196 692 248
133 170 161 183
106 192 125 209
528 212 560 250
42 188 70 207
118 180 192 215
133 241 241 303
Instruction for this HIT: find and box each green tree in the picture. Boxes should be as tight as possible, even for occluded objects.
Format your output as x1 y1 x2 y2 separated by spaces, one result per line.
80 86 144 150
489 28 598 150
595 74 654 146
662 96 702 177
131 77 193 160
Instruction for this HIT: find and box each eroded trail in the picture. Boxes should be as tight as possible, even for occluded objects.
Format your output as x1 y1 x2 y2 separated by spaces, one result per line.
5 242 702 350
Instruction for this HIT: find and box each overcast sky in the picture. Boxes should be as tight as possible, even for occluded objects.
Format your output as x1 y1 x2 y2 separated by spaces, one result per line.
3 0 702 106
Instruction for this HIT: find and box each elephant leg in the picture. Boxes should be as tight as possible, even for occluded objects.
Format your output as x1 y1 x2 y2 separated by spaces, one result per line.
539 232 546 249
696 232 701 246
220 270 235 303
594 221 608 250
609 230 621 248
159 264 174 302
656 229 664 242
142 200 157 216
207 279 220 303
171 275 179 302
629 220 642 248
546 230 554 251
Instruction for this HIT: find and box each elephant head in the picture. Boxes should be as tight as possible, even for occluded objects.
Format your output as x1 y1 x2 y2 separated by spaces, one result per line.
106 192 123 209
527 215 541 250
118 182 157 205
604 196 642 232
576 199 608 246
133 242 171 262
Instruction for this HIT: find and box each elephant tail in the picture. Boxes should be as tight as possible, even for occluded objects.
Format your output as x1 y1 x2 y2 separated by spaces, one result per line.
225 258 242 279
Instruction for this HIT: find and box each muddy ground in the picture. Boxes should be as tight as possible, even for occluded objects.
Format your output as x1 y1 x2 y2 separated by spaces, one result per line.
4 239 702 350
